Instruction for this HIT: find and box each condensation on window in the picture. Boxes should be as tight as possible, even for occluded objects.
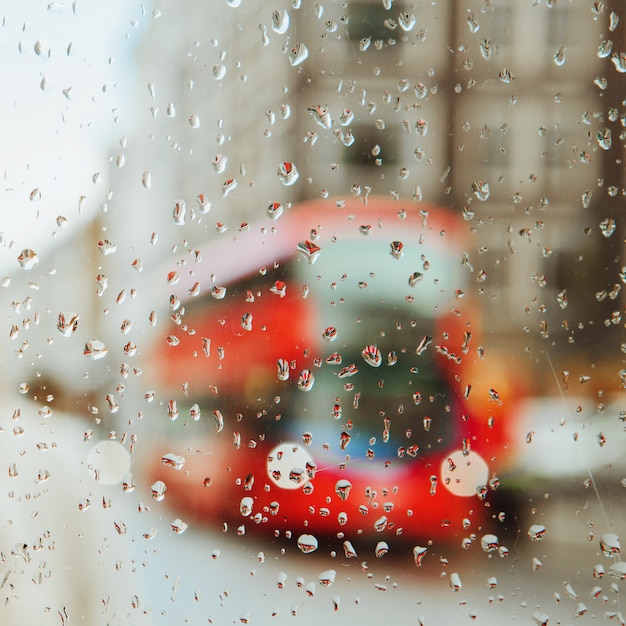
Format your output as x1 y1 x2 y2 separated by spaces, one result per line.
0 1 624 624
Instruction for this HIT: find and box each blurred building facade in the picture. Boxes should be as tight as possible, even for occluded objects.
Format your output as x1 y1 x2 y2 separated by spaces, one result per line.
13 1 623 403
113 1 621 381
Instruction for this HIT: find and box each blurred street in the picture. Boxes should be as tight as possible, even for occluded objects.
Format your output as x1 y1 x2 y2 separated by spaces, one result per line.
136 478 626 625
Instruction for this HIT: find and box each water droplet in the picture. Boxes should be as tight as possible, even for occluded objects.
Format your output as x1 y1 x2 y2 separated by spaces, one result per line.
97 239 117 255
415 118 428 136
297 369 315 391
467 13 479 33
40 74 53 92
189 404 201 420
213 153 228 173
269 280 286 298
288 42 308 66
189 282 200 297
84 339 108 360
35 468 51 483
173 200 186 225
166 102 176 117
213 409 224 433
294 469 312 488
211 285 227 299
450 572 463 591
389 241 404 259
240 496 254 516
481 534 499 552
307 104 332 129
609 562 626 580
297 534 319 553
499 67 515 83
598 39 613 58
338 129 355 146
161 453 185 470
276 571 288 589
374 515 388 532
276 358 290 381
599 217 616 237
553 47 566 66
272 9 290 34
241 312 253 331
259 23 270 46
375 541 389 557
57 312 79 336
335 479 352 501
343 541 357 558
171 518 188 534
322 326 337 342
472 180 490 201
17 249 39 269
197 193 211 213
139 170 152 190
600 533 621 557
594 76 608 90
105 394 119 413
361 344 382 367
318 569 336 586
609 11 620 32
408 271 423 287
277 161 299 186
188 113 200 128
297 240 321 264
222 178 238 197
338 363 358 378
596 128 615 155
398 11 416 31
413 546 427 566
267 202 283 220
532 612 549 626
480 39 493 61
611 52 626 73
151 480 167 501
339 108 354 126
34 39 50 56
167 400 179 421
528 524 546 541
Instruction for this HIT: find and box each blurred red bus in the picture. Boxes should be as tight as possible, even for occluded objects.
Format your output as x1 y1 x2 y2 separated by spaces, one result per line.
146 196 519 547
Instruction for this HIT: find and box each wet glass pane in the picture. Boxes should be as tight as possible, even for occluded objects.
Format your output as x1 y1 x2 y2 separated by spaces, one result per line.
2 1 625 624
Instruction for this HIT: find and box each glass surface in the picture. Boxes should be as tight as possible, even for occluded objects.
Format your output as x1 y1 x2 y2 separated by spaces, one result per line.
1 1 625 624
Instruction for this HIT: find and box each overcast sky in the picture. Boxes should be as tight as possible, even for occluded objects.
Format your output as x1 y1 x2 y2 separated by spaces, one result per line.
0 0 148 271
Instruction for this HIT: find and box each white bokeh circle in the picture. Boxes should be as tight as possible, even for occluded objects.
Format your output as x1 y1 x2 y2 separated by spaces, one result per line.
267 442 314 490
86 440 132 485
441 450 489 497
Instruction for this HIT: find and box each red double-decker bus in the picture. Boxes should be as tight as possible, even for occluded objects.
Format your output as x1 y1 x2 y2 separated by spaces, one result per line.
146 196 519 546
